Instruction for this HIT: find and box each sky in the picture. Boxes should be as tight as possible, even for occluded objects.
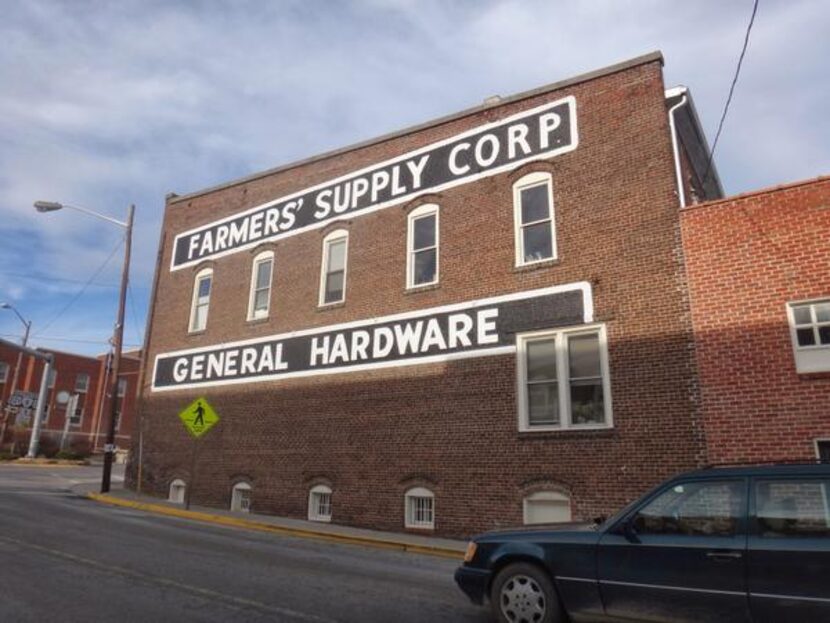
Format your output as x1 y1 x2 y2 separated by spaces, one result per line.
0 0 827 356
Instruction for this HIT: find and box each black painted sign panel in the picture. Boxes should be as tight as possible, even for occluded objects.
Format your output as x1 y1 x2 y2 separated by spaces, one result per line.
170 97 577 271
152 285 588 391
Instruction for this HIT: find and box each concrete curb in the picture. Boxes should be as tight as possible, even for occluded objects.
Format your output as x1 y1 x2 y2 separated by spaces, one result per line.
86 493 463 560
2 459 89 467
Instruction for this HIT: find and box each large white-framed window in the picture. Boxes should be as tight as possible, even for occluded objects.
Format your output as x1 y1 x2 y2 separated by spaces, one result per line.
169 479 186 504
523 491 572 525
407 204 439 289
787 299 830 373
230 482 252 513
189 268 213 332
405 487 435 529
319 230 348 306
517 324 612 432
247 251 274 320
513 171 556 266
75 373 90 393
308 484 333 522
0 362 8 384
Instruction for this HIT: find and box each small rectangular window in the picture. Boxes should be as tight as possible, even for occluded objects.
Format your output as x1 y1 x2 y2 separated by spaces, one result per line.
787 299 830 373
117 378 127 398
514 173 556 266
817 440 830 463
405 488 435 529
114 410 122 432
518 326 611 431
47 368 57 389
70 407 83 427
756 479 830 538
0 362 8 384
309 489 332 522
320 232 348 306
75 373 90 393
190 270 213 332
407 206 439 288
248 253 274 320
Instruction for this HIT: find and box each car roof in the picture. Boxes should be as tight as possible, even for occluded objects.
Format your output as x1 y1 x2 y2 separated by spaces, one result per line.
678 463 830 479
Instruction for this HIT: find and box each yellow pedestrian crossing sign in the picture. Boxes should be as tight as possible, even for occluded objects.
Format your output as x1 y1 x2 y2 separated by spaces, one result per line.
179 397 219 438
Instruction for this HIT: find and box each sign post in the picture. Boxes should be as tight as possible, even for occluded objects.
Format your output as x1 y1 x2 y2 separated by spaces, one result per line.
177 397 219 510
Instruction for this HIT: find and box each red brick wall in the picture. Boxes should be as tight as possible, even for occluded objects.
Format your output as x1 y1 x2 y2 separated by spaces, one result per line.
0 344 141 453
681 176 830 464
132 56 705 537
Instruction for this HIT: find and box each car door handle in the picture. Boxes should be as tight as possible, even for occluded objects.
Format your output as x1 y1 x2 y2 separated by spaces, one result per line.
706 551 743 560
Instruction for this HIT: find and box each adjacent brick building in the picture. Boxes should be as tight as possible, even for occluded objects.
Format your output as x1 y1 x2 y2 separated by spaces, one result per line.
682 176 830 465
0 343 141 455
130 52 729 537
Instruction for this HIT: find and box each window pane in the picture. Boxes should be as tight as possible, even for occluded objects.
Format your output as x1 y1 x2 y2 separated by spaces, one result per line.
569 334 601 378
413 248 436 285
193 304 208 331
819 326 830 345
254 289 269 312
797 328 816 346
327 239 346 272
324 270 344 303
255 259 272 289
815 303 830 322
522 222 553 262
634 480 745 536
527 339 557 381
520 184 550 224
757 480 830 538
528 383 559 425
570 380 604 425
792 305 811 324
413 214 436 250
525 498 571 524
198 276 211 298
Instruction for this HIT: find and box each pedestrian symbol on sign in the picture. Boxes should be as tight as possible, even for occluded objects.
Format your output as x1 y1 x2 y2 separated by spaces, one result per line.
178 397 219 438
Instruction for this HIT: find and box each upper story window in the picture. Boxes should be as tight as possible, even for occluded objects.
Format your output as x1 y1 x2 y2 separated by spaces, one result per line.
69 406 83 427
787 299 830 373
189 268 213 332
407 204 439 288
405 487 435 529
517 325 612 432
47 368 57 389
0 362 8 384
117 378 127 398
513 172 556 266
319 230 348 306
75 373 90 393
248 251 274 320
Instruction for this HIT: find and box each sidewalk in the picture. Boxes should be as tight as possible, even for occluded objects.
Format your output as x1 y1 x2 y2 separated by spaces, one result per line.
82 483 466 560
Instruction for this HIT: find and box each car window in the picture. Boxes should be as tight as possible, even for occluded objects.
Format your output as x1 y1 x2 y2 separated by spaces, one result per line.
756 479 830 538
633 480 745 537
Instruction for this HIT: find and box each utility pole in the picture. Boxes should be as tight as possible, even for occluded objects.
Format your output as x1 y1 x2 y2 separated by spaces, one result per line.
101 204 134 493
0 303 31 445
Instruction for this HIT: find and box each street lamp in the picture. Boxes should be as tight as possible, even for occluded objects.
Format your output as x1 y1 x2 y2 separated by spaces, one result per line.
0 302 32 443
34 200 135 493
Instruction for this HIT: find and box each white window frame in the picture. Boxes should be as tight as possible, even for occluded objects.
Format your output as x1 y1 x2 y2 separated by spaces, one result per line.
69 406 83 427
516 324 613 433
247 250 274 321
523 491 572 525
406 204 440 289
513 171 556 267
169 479 186 504
786 298 830 373
230 482 252 513
404 487 435 529
308 484 333 522
318 230 349 307
189 267 213 333
75 373 90 393
117 377 127 398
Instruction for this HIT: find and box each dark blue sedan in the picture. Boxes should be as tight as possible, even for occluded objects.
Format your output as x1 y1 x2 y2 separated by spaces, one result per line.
455 463 830 622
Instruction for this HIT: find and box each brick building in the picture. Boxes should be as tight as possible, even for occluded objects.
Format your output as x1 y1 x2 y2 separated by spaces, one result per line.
0 343 141 455
682 176 830 465
130 51 731 537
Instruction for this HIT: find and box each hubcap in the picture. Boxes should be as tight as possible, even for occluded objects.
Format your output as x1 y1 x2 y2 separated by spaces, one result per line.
499 574 546 623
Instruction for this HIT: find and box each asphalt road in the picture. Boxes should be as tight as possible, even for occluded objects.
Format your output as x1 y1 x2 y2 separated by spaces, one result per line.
0 464 488 623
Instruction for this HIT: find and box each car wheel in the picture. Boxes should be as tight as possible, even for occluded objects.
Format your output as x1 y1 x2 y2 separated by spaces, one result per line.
490 562 562 623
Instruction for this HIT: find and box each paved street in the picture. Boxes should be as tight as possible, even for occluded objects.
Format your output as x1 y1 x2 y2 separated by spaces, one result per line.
0 465 487 623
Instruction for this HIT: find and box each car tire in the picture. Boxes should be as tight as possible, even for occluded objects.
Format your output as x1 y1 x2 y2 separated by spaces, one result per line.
490 562 563 623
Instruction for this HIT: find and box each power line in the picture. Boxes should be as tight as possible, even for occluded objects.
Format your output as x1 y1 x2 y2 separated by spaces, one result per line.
0 332 141 347
35 238 124 336
0 271 119 288
702 0 759 188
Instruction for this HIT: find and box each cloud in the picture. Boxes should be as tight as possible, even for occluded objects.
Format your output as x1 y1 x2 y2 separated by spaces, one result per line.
1 0 827 353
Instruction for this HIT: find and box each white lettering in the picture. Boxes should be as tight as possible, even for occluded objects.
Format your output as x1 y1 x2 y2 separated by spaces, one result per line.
224 351 239 376
351 178 369 208
390 166 406 196
191 354 205 380
448 142 471 176
373 327 394 358
507 124 532 160
188 235 201 260
474 133 500 167
310 336 329 366
406 155 429 189
241 348 258 375
249 213 264 240
539 112 561 149
447 313 474 348
351 330 371 361
173 358 189 383
314 190 332 219
370 170 390 203
229 220 249 247
420 318 447 351
198 231 214 256
206 352 224 378
477 308 499 344
333 185 350 214
215 225 230 251
330 334 349 364
394 321 424 355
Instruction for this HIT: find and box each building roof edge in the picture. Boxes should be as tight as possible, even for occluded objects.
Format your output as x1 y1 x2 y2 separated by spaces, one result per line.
681 174 830 213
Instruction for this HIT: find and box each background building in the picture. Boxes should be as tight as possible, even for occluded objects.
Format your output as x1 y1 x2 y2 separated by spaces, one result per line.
129 52 728 537
682 175 830 465
0 343 141 455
